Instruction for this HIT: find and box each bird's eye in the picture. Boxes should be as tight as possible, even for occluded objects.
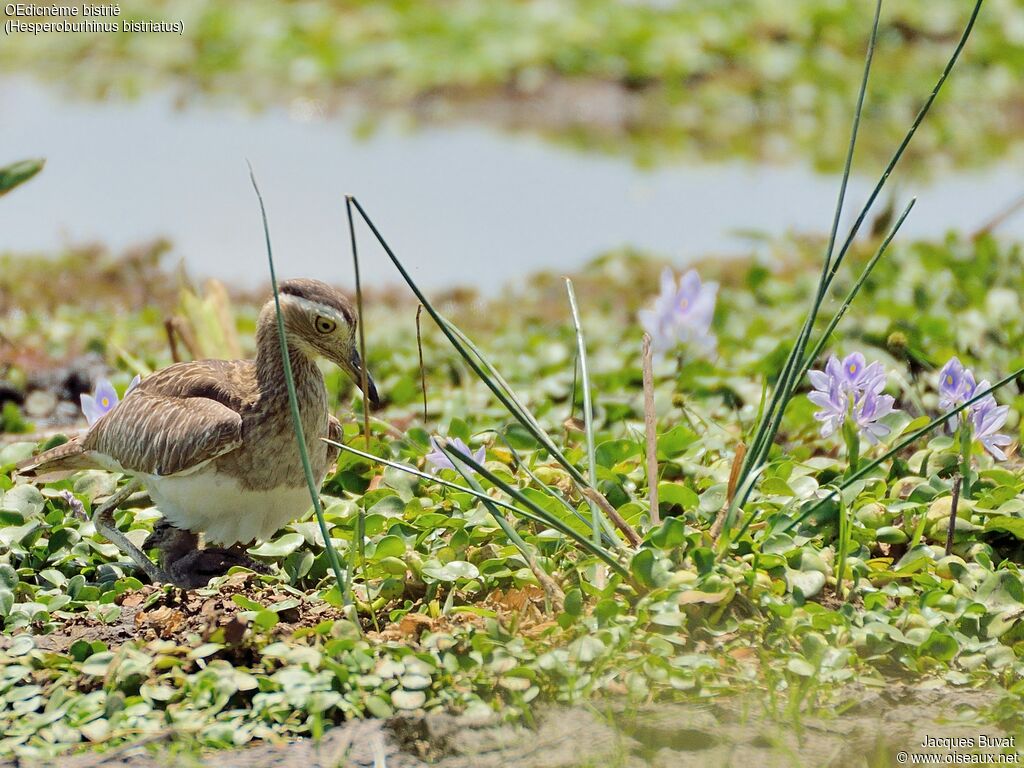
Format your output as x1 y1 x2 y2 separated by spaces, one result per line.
315 316 336 334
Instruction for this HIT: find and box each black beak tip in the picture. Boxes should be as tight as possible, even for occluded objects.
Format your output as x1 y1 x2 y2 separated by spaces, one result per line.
366 378 381 411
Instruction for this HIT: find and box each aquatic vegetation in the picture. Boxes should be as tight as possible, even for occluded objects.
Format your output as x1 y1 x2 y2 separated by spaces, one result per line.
0 158 44 197
3 232 1024 757
939 356 1013 461
971 390 1013 461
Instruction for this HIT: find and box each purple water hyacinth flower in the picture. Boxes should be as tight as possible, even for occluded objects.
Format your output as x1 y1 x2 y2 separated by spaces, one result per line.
638 267 718 357
853 385 896 444
807 367 847 439
937 356 976 428
80 374 142 426
80 378 119 426
968 378 1013 460
425 437 486 473
808 353 896 444
936 357 1014 459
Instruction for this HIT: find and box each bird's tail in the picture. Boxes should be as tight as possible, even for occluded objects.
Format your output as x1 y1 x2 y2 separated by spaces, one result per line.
15 439 92 481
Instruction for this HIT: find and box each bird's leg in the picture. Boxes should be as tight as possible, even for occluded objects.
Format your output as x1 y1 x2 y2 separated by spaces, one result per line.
92 478 175 585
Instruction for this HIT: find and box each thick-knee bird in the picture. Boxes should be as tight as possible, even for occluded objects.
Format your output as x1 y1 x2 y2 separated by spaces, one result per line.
18 279 379 588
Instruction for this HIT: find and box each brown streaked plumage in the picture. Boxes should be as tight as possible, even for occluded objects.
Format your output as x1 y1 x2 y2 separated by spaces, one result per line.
18 278 379 588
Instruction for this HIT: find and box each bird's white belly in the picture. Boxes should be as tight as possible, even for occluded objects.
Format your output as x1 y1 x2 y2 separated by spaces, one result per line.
139 470 315 546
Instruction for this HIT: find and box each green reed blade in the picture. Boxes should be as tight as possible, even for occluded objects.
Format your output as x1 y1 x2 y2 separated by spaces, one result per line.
248 164 348 600
741 0 883 481
565 278 615 546
431 441 630 570
798 199 916 378
485 428 617 547
438 443 536 556
738 0 983 494
325 437 624 565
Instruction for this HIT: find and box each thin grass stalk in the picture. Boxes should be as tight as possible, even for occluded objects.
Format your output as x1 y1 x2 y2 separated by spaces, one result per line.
345 196 372 447
416 304 428 422
782 367 1024 531
835 490 850 602
348 198 584 486
326 439 563 526
325 438 629 570
713 464 770 555
817 0 884 283
344 195 375 616
711 442 747 543
641 333 659 525
565 278 602 548
440 443 565 610
248 165 348 598
945 473 962 557
798 199 916 378
741 0 882 479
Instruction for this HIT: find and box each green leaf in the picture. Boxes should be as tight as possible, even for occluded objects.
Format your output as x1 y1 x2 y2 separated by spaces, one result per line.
422 560 479 582
984 517 1024 539
372 534 406 559
658 483 699 510
648 517 688 549
657 425 698 457
249 532 305 558
563 588 583 617
0 158 44 197
0 485 45 518
595 439 638 468
391 689 426 710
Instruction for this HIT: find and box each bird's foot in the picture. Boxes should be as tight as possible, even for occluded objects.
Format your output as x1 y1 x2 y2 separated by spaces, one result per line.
164 547 271 589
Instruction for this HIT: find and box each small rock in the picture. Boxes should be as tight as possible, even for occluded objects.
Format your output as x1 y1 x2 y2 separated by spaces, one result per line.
24 390 57 418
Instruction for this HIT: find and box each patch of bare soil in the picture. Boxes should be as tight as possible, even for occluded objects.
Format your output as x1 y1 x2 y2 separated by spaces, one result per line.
7 573 347 655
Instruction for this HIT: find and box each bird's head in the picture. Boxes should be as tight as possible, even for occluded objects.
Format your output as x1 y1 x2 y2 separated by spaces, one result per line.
260 278 380 409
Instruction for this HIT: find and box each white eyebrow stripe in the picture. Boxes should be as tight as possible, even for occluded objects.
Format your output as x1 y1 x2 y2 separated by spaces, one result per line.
281 294 346 322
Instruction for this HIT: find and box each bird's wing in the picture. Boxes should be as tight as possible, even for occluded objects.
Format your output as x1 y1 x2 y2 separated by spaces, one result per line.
328 415 343 443
83 391 243 476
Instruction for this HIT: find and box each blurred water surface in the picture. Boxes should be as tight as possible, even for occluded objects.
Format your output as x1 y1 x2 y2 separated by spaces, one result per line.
3 78 1023 292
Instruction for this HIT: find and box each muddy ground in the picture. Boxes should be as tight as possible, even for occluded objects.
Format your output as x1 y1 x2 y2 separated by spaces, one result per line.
3 685 1011 768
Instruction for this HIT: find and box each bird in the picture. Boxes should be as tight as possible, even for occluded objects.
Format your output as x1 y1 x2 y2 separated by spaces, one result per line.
17 278 379 588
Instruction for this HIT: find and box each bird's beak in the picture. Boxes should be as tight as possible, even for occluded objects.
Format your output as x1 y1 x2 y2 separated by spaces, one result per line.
347 348 380 410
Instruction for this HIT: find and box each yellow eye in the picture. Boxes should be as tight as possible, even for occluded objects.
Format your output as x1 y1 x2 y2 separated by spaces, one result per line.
315 316 336 334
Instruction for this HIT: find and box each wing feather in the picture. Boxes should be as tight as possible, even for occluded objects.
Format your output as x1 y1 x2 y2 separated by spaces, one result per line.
84 392 242 476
